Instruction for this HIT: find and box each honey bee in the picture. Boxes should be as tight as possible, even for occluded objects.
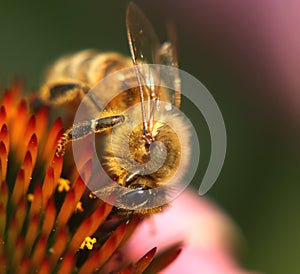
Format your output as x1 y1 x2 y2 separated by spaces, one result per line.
39 2 191 214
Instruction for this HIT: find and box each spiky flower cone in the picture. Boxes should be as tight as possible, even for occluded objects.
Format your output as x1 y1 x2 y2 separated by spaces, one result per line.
0 82 181 273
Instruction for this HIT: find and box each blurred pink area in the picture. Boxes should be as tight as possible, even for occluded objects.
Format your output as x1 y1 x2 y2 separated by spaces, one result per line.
122 189 256 274
160 0 300 123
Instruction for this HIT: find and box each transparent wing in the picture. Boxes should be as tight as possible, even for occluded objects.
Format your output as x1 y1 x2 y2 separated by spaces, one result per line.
126 2 160 65
126 2 180 134
126 2 160 135
158 41 181 109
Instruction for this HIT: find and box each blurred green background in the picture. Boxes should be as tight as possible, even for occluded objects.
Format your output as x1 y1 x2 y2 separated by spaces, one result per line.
1 0 299 273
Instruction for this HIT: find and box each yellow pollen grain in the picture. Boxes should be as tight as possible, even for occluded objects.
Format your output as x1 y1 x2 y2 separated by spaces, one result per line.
89 193 97 199
27 193 34 202
57 178 71 192
75 201 84 213
80 236 97 250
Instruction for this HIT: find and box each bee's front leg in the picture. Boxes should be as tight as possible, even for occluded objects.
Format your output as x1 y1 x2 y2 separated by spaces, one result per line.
56 115 125 156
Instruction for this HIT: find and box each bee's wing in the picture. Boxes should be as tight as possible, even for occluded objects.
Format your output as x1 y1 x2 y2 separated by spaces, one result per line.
126 2 160 134
126 2 160 66
158 21 181 108
158 41 181 109
126 3 180 133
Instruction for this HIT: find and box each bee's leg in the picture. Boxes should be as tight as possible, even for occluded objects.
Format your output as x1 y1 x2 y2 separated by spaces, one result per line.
56 115 125 156
42 82 102 112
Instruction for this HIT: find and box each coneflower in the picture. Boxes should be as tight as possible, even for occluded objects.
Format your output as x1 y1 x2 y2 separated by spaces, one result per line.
0 81 181 273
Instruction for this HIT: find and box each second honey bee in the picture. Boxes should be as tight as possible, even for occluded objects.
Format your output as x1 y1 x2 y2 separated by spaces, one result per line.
39 3 191 214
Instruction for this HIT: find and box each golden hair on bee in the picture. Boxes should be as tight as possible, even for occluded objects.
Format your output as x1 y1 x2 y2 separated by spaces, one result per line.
102 106 191 188
36 2 190 215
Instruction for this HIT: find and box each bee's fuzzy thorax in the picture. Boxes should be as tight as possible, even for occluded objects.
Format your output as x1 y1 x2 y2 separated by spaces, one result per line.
102 106 191 195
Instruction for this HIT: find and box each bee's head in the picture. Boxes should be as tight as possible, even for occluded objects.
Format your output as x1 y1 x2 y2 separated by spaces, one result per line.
99 106 191 212
104 116 182 189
